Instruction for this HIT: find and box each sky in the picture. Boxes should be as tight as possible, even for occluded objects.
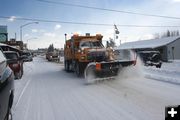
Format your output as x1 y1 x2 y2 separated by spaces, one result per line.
0 0 180 49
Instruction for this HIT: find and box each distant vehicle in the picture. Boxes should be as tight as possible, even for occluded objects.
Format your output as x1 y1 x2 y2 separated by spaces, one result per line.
137 51 162 68
22 51 33 62
0 50 14 120
4 51 24 79
46 51 59 62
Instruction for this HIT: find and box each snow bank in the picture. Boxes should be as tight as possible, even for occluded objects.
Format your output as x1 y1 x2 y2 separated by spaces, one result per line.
144 61 180 84
116 57 180 85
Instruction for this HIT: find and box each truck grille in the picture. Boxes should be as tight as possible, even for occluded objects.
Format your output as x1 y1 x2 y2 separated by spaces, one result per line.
87 51 106 62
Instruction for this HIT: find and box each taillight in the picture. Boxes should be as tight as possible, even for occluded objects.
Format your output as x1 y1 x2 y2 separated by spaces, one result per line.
12 64 19 68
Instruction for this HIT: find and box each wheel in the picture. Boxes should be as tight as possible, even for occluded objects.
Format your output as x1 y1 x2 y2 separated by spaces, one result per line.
156 64 161 68
75 62 81 77
65 60 69 71
21 66 24 75
64 60 67 70
4 106 12 120
16 70 22 79
20 69 23 78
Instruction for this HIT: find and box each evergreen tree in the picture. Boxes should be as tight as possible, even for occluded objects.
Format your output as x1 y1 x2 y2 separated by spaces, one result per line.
167 30 170 37
47 44 54 52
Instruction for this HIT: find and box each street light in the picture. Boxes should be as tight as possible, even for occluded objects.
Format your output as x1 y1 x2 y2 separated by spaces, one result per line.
20 22 39 41
26 37 38 49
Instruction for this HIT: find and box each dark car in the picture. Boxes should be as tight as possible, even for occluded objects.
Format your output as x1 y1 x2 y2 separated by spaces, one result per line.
4 51 24 79
22 51 33 62
137 51 162 68
0 50 14 120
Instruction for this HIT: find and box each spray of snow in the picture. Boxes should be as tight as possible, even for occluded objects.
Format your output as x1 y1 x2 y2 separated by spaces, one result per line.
116 52 145 81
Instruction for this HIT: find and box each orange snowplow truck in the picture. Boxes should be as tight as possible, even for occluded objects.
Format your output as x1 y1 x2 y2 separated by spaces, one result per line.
64 33 136 83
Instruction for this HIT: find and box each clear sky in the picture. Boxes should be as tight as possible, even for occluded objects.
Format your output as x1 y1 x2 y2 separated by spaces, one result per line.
0 0 180 49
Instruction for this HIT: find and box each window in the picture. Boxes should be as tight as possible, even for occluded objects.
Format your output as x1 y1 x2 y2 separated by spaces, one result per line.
4 53 18 60
80 41 103 48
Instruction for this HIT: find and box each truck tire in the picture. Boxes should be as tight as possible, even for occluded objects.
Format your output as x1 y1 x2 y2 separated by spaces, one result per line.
4 95 13 120
16 70 22 79
4 107 12 120
156 64 161 68
65 60 70 71
75 62 81 77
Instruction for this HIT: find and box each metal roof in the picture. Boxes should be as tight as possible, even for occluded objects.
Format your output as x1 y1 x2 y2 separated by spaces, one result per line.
117 36 180 50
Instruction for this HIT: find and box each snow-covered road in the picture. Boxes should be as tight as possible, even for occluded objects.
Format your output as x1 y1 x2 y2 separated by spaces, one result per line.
12 57 180 120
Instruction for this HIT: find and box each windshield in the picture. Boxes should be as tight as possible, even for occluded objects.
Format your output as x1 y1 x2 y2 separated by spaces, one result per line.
80 41 103 48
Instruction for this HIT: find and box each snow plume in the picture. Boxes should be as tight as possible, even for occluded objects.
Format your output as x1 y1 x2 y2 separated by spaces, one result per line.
116 52 145 81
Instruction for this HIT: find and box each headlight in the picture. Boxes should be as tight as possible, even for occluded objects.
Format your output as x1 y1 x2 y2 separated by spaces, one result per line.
81 51 84 54
81 56 85 60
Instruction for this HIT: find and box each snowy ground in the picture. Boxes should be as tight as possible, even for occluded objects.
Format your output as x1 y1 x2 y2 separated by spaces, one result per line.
12 56 180 120
144 60 180 84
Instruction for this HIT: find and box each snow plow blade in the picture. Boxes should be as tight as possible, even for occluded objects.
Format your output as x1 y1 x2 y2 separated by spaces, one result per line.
84 60 136 84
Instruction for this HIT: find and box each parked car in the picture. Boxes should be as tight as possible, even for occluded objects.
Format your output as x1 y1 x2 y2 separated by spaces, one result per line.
22 51 33 62
137 51 162 68
4 51 24 79
0 50 14 120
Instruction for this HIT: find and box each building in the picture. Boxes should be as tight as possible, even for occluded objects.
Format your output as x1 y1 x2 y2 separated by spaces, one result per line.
117 36 180 62
0 25 24 50
0 25 8 42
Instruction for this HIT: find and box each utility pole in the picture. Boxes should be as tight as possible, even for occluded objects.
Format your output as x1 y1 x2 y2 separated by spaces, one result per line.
15 33 17 40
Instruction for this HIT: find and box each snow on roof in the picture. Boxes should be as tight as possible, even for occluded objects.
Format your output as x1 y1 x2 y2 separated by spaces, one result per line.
118 36 180 50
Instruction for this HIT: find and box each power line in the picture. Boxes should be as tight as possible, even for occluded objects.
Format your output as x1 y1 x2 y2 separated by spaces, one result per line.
1 15 180 28
37 0 180 20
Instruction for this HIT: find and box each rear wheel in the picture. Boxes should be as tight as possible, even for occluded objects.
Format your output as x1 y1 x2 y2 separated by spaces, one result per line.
4 102 13 120
156 64 161 68
75 62 81 77
65 60 69 71
15 70 22 79
19 70 23 79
